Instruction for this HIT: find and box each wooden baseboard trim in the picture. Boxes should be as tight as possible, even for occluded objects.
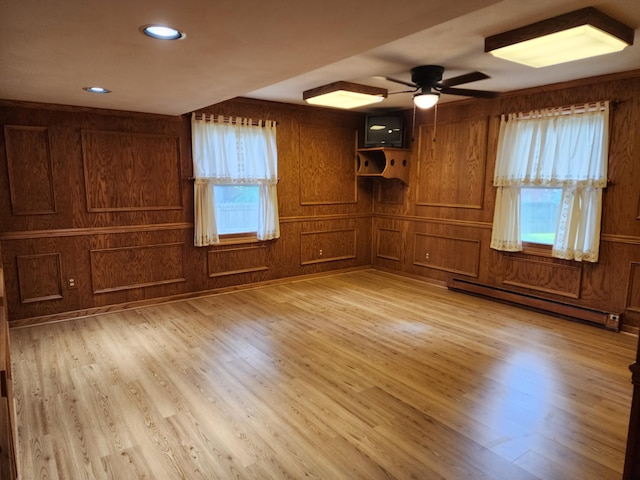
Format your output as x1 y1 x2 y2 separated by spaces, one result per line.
371 266 447 288
8 266 372 329
11 267 628 334
447 277 619 331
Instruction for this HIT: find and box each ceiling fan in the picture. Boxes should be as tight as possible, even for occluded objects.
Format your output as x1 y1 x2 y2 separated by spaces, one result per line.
383 65 500 109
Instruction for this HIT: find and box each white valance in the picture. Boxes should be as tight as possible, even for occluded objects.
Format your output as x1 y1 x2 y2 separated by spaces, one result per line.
493 102 609 188
192 115 278 185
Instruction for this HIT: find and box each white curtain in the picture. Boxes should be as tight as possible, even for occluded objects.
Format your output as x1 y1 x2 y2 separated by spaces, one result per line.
552 187 602 262
191 114 279 246
490 186 521 252
491 102 609 262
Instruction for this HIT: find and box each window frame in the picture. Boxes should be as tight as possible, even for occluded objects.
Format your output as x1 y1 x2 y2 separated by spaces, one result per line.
519 186 563 254
521 241 553 257
212 183 260 240
191 115 279 247
218 232 260 244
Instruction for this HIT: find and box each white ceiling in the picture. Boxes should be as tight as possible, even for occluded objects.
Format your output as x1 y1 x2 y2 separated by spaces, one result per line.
1 0 638 116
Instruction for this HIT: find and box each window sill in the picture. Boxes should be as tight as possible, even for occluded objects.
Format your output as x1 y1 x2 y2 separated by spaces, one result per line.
217 233 261 246
521 242 553 257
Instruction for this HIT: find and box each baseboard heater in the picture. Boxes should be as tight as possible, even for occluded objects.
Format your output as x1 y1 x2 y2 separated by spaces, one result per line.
447 277 619 331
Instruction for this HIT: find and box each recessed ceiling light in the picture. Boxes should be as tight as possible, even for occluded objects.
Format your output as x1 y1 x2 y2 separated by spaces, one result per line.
83 86 111 94
141 25 186 40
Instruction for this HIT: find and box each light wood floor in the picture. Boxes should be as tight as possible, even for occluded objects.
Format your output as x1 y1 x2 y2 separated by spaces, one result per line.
9 270 637 479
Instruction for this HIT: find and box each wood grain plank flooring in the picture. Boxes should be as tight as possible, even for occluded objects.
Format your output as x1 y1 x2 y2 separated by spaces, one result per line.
9 269 637 479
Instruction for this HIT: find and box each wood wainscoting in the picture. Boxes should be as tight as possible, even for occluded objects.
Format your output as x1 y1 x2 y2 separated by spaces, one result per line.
0 98 374 324
371 70 640 333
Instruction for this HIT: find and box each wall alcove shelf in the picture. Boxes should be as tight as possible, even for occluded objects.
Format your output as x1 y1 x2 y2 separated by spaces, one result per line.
356 147 410 185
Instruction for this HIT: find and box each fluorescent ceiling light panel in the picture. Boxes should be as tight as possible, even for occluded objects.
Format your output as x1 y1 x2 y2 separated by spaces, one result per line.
303 81 387 109
485 7 634 68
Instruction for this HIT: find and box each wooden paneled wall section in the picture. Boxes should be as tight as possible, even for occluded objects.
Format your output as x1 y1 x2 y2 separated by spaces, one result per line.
0 99 372 326
0 71 639 334
1 72 640 331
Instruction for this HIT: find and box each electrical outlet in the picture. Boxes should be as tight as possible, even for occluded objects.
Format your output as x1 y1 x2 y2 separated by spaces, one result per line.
607 313 620 331
68 277 77 289
425 252 430 260
319 249 323 257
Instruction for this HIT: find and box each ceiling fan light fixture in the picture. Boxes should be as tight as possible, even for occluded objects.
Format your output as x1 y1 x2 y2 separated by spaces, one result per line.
303 81 387 109
485 7 634 68
413 92 439 109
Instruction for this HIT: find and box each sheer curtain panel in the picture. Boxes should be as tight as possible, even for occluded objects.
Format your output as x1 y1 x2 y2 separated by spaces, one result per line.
191 114 279 246
490 102 609 262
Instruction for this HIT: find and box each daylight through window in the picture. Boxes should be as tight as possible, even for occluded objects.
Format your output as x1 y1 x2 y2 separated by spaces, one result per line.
520 188 563 245
213 185 260 235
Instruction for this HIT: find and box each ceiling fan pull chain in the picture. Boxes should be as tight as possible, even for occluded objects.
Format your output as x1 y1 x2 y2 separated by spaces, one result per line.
411 103 417 144
432 101 438 149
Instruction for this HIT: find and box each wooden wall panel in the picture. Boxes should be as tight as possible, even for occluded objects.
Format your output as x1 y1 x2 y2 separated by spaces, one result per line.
370 72 640 330
81 130 182 212
376 179 404 204
208 245 269 277
4 126 56 215
3 74 640 330
376 227 402 262
300 228 357 265
503 256 582 299
298 124 357 205
0 98 373 322
90 242 185 294
413 233 480 277
16 253 62 303
626 262 640 319
415 117 488 209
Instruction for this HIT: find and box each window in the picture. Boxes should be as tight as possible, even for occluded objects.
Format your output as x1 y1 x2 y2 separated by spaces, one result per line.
191 115 279 246
520 188 562 245
213 185 259 235
490 102 609 262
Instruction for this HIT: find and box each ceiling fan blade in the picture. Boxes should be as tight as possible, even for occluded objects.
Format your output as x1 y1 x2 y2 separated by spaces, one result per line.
379 76 418 88
388 89 419 95
439 86 500 99
439 71 489 87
